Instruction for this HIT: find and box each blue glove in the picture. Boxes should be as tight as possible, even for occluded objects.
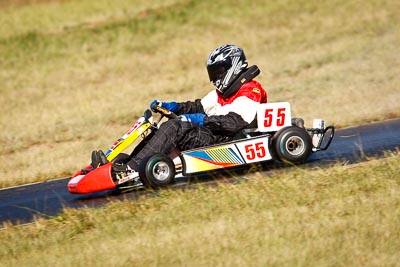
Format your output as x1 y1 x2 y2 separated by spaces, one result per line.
179 113 206 126
150 100 179 112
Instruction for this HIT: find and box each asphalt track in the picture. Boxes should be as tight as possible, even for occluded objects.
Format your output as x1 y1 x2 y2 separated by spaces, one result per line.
1 119 399 226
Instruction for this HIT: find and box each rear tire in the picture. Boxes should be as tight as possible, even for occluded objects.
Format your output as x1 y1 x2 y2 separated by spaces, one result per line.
139 154 175 189
271 126 312 164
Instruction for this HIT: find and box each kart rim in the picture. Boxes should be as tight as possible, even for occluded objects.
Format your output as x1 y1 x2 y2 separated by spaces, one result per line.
152 161 170 181
285 136 305 156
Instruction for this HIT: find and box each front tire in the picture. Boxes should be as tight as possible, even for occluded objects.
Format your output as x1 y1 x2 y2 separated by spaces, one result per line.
271 126 312 164
139 154 175 189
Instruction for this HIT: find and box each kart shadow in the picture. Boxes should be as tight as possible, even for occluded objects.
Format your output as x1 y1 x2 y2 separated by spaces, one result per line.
71 156 337 204
70 161 279 203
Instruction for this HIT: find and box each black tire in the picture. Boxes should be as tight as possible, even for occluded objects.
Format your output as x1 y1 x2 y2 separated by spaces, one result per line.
139 154 175 189
271 126 312 164
111 153 130 164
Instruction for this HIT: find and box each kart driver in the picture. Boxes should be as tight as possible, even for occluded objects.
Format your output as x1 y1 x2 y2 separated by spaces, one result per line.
91 44 267 180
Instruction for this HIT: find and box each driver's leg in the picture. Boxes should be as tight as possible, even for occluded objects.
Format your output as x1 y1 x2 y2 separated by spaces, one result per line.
126 119 227 170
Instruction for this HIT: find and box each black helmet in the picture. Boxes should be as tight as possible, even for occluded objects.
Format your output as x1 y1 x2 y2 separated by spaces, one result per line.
207 44 248 95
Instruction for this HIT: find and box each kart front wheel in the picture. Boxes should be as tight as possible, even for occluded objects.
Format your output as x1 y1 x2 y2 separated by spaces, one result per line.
271 126 312 164
139 154 175 189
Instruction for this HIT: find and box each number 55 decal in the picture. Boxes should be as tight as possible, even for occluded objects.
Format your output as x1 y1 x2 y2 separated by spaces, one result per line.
245 142 266 160
257 102 291 132
236 137 272 163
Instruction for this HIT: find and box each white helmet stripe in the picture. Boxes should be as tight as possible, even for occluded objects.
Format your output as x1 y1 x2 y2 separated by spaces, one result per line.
222 56 239 86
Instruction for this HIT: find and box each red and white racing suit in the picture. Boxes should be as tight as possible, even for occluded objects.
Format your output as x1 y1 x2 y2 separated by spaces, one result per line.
127 80 267 169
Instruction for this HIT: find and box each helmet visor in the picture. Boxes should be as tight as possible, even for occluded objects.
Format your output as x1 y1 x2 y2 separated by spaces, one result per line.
207 64 227 84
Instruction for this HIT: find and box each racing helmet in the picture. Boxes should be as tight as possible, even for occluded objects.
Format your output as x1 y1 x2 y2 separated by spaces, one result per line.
206 44 248 95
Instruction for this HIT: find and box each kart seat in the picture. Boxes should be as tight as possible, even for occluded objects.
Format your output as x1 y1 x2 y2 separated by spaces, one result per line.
233 119 260 139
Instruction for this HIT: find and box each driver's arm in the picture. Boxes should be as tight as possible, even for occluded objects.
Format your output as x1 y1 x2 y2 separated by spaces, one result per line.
176 99 205 115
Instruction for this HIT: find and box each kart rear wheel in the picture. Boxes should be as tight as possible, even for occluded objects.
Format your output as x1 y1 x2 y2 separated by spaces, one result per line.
139 154 175 189
271 126 312 164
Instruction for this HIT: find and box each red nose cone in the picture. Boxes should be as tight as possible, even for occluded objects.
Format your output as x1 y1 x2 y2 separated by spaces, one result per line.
68 163 116 194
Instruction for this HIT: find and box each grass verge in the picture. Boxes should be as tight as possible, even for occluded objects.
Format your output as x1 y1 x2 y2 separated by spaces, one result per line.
0 0 399 187
1 152 399 266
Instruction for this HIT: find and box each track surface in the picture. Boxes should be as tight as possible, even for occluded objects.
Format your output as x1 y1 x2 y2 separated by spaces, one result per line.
1 119 399 225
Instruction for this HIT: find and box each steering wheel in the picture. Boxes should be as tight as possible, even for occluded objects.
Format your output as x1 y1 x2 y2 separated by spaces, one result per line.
151 105 179 119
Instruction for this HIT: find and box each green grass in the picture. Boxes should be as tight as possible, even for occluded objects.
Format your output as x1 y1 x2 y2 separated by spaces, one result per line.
1 153 399 266
0 0 399 187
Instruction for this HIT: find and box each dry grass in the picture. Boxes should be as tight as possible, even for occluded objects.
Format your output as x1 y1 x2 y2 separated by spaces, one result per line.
0 0 399 187
1 2 399 266
1 153 399 266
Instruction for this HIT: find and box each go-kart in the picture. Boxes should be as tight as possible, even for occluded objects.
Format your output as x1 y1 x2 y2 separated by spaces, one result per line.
68 102 334 194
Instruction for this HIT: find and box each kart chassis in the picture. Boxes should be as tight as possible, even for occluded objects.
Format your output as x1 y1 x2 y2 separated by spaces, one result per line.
68 102 334 193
